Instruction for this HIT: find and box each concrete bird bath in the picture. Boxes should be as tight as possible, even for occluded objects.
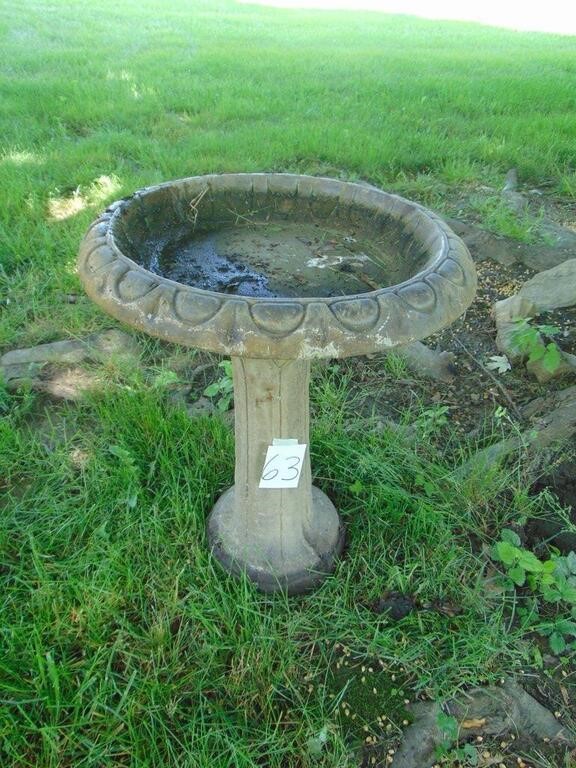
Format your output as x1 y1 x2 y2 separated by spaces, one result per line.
78 173 476 593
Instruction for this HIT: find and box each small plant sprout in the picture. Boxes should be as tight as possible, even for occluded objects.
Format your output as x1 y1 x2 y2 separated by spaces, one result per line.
203 360 234 412
494 405 510 425
509 318 562 374
306 725 330 759
416 404 450 436
435 710 481 765
383 351 409 379
151 368 180 389
492 530 576 653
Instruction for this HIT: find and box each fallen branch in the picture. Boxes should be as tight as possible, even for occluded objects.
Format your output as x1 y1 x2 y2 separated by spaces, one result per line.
452 336 522 420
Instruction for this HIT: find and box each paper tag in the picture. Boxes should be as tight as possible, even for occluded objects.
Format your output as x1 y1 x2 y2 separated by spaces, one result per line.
259 442 307 489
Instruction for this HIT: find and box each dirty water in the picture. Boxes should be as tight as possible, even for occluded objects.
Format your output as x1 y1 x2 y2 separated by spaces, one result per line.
147 221 407 298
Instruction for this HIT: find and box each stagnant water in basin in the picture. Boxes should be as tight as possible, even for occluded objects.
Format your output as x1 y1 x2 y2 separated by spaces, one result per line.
147 221 407 298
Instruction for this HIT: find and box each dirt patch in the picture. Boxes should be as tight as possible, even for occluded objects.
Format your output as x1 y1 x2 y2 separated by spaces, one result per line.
340 254 576 439
526 461 576 555
533 461 576 513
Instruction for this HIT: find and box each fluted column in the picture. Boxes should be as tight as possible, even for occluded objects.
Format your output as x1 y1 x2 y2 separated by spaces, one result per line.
207 357 344 593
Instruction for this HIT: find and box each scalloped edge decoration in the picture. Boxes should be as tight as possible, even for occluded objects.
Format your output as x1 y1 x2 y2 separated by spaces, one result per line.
397 281 437 313
330 297 380 331
437 257 466 286
85 244 116 273
78 174 477 358
117 270 158 302
250 302 306 336
174 291 222 325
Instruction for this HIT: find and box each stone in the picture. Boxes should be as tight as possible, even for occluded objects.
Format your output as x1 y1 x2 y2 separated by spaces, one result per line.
516 258 576 312
78 173 476 593
207 357 344 593
493 260 576 379
78 175 476 360
42 366 101 400
493 295 537 359
521 243 576 272
186 396 217 417
458 385 576 478
445 216 576 271
0 329 138 368
446 217 523 267
526 350 576 384
396 341 457 382
393 679 574 768
1 330 139 397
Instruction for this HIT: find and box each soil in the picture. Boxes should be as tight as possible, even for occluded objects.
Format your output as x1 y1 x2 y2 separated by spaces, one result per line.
335 256 576 438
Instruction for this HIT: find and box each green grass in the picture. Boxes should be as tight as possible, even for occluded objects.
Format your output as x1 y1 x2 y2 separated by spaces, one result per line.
1 0 576 349
0 366 544 767
2 3 576 765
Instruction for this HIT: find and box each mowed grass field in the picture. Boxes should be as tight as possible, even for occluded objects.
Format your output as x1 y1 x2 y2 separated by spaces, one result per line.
1 2 576 766
1 0 575 347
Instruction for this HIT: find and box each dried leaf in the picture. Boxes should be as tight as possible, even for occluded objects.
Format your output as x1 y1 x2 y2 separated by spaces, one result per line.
486 355 511 374
461 717 487 729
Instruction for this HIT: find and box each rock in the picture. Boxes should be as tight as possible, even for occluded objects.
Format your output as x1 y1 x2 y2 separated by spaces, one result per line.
529 458 576 554
170 393 234 426
539 220 576 251
186 396 218 417
0 330 139 397
395 341 457 382
496 257 576 325
493 295 537 359
393 679 575 768
515 258 576 312
445 216 576 271
521 243 576 272
188 397 235 426
1 330 138 369
493 262 576 381
526 350 576 384
500 169 576 257
522 385 576 418
445 218 520 267
458 385 576 478
2 364 102 400
40 366 102 400
501 169 529 216
502 168 519 192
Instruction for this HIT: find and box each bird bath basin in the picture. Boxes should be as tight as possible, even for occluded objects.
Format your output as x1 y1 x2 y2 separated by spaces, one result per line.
78 173 476 593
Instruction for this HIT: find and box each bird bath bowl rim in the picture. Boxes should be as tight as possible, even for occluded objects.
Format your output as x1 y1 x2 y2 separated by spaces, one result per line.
78 172 476 359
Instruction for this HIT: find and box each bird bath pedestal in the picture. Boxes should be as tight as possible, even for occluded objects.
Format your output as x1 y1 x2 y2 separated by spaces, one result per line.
78 174 476 593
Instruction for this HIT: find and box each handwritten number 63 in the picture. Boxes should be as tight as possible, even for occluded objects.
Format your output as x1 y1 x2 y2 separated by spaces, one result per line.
261 453 302 482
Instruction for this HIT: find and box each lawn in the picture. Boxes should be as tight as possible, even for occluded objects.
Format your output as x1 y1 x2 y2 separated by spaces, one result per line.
1 2 576 766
